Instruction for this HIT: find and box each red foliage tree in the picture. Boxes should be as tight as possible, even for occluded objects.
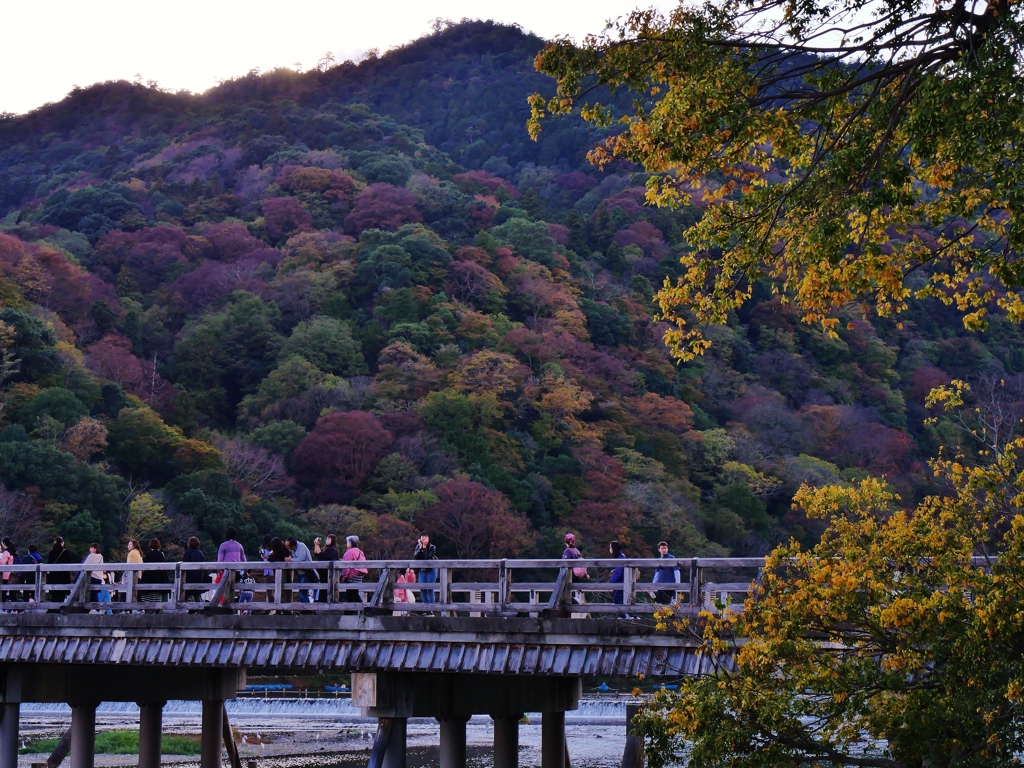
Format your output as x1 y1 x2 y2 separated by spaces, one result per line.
94 227 201 291
567 447 638 549
344 184 422 233
291 411 393 501
630 393 694 434
262 197 313 242
84 333 176 413
367 515 420 560
199 221 264 261
416 479 535 558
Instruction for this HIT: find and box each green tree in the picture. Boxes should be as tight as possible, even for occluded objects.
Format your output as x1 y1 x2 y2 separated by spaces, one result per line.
279 316 367 375
170 292 284 422
107 407 182 481
123 492 170 543
17 387 89 430
531 1 1024 358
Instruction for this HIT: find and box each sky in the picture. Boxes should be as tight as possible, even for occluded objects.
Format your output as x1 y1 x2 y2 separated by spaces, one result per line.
0 0 678 116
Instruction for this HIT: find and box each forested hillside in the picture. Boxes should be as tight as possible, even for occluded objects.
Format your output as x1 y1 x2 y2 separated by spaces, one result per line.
0 20 1018 563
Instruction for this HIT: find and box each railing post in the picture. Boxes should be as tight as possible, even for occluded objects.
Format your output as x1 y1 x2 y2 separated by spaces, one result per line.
33 563 43 607
689 559 700 607
173 563 182 608
273 566 284 605
623 564 634 606
327 562 335 606
125 569 136 606
498 560 510 609
439 566 450 611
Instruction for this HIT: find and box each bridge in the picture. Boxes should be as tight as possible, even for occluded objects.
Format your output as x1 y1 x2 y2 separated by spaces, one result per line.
0 557 761 768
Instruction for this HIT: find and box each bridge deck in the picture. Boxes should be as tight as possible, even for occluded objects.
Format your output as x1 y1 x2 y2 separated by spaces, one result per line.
0 613 713 677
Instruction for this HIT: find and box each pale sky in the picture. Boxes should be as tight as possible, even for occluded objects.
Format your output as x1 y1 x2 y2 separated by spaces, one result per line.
0 0 678 116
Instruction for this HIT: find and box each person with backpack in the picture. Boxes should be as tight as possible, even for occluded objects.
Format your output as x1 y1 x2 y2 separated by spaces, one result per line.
413 532 437 605
608 540 632 618
19 545 42 600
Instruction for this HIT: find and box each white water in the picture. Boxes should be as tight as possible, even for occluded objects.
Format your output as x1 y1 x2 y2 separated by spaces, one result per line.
18 696 634 724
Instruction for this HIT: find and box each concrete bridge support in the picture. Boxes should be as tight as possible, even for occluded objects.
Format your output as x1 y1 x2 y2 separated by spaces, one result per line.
438 716 469 768
492 714 520 768
541 711 566 768
0 702 18 768
355 672 578 768
70 702 97 768
201 699 224 768
382 717 407 768
138 701 165 768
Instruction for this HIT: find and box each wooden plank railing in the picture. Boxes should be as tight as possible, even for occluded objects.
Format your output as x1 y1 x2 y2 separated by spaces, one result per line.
0 557 767 617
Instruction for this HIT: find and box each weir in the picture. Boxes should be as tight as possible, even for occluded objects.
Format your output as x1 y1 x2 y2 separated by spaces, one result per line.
0 557 759 768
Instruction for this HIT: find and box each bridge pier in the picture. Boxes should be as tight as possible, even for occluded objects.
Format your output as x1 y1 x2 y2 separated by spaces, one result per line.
541 711 565 768
70 702 97 768
0 702 18 768
201 699 224 768
138 701 165 768
438 716 469 768
355 672 578 768
382 717 407 768
492 714 520 768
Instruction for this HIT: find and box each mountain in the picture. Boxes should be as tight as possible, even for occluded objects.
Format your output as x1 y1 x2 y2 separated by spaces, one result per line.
0 21 1019 565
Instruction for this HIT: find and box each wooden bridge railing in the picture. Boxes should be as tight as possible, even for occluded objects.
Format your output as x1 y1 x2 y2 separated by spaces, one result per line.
0 557 766 617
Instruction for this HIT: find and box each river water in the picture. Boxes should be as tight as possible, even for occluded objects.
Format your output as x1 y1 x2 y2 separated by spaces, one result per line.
18 697 679 768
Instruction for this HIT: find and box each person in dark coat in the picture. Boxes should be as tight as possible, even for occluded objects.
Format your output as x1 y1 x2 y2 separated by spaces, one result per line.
46 536 72 603
182 536 205 600
139 538 167 604
413 532 437 605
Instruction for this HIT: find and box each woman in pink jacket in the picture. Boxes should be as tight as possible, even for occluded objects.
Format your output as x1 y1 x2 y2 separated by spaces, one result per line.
340 536 368 604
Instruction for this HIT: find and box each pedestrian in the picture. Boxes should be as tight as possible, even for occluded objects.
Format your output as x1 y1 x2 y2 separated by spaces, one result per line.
286 537 315 604
217 526 246 563
1 538 16 606
126 539 143 564
19 544 42 598
394 567 417 614
26 544 43 564
652 541 681 605
46 536 72 604
340 536 368 604
313 534 339 602
562 533 588 581
139 538 167 605
314 534 340 560
83 542 106 606
413 532 437 605
182 537 205 601
608 540 629 616
124 539 143 603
